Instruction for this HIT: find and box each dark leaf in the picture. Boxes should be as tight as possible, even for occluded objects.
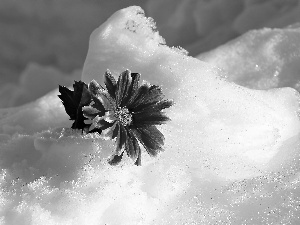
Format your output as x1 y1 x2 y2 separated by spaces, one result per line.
58 81 92 130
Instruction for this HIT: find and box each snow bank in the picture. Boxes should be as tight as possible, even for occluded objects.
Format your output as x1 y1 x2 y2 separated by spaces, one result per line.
146 0 300 55
0 5 300 225
198 25 300 91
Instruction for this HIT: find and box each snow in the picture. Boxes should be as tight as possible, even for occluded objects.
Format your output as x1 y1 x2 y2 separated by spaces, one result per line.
0 64 81 107
198 25 300 91
0 3 300 225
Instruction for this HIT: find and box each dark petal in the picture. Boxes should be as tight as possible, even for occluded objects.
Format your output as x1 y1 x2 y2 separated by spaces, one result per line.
135 100 174 114
112 123 119 139
97 119 114 130
118 70 132 107
134 148 141 166
133 126 164 157
133 111 170 126
89 80 103 96
124 130 134 159
117 125 127 152
116 70 130 106
99 92 116 111
127 83 150 109
82 106 99 120
108 152 124 166
90 96 106 116
104 70 117 99
89 128 102 134
130 85 164 112
125 129 140 162
121 73 140 106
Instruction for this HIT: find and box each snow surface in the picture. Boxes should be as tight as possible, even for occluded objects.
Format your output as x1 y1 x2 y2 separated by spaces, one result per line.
0 4 300 225
198 25 300 91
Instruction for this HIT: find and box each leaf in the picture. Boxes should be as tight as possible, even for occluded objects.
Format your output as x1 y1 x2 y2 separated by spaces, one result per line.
58 81 92 130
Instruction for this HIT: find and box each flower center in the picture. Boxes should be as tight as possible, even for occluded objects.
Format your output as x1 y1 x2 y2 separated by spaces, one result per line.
114 107 132 126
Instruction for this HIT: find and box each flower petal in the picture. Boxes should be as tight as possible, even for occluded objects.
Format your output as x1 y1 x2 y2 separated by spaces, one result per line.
136 100 174 114
100 121 116 137
133 126 164 157
104 70 117 99
134 148 141 166
112 123 119 139
130 85 164 111
108 152 124 165
89 80 103 96
133 111 170 126
82 106 100 120
127 83 151 108
116 70 130 106
90 96 106 115
124 129 140 162
98 119 114 130
121 73 140 107
124 130 134 158
116 124 127 155
88 128 102 134
89 118 114 133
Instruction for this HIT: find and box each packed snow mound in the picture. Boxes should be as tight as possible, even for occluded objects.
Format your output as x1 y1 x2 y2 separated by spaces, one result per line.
198 26 300 91
0 5 300 225
146 0 300 55
83 5 300 176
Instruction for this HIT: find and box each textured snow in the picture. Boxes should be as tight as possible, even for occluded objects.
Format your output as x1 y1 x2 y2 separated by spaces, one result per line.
0 4 300 225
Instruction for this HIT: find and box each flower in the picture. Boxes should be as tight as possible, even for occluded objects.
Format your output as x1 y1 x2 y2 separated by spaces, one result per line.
83 70 173 166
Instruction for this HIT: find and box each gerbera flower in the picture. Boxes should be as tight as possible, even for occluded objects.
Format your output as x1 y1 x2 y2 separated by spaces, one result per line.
83 70 173 166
